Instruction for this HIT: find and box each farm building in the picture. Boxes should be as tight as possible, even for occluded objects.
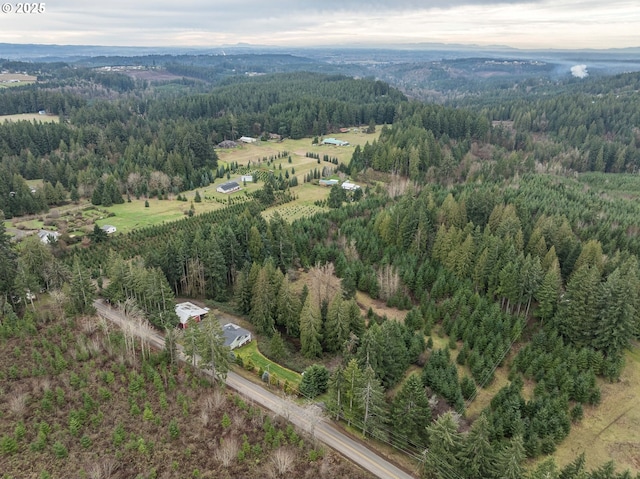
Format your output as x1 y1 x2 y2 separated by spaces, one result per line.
216 181 241 194
239 136 257 144
38 230 61 244
101 225 117 234
175 302 210 328
241 175 253 183
319 179 339 186
341 181 361 191
223 323 252 350
322 138 350 146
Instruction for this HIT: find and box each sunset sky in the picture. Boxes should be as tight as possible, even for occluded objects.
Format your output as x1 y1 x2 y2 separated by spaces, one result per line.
0 0 638 49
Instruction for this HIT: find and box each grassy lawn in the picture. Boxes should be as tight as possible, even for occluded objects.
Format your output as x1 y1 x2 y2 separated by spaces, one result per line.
0 73 37 89
12 218 46 230
95 197 228 233
234 340 302 389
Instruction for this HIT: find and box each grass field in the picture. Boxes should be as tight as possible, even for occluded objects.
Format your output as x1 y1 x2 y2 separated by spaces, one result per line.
0 72 36 88
94 197 227 233
0 113 59 123
97 132 379 232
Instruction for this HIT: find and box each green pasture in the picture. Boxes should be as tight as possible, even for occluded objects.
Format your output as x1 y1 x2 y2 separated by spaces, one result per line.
234 340 302 388
95 197 227 233
0 113 59 123
11 218 45 230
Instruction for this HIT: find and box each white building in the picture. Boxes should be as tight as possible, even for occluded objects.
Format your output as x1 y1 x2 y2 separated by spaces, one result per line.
341 181 360 191
175 302 210 328
239 136 257 144
37 230 61 244
101 225 117 234
216 181 241 194
241 175 253 183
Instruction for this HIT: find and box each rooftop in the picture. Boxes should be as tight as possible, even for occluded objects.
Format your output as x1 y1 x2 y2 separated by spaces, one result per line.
175 301 209 325
222 323 251 347
218 181 240 191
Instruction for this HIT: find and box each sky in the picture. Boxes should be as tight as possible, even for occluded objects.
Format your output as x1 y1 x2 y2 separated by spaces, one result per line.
0 0 638 50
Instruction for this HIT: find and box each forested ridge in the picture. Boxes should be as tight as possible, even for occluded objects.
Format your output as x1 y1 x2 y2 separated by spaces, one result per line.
2 56 640 478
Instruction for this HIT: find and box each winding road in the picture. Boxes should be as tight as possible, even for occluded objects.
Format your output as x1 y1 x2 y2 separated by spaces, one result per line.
94 300 415 479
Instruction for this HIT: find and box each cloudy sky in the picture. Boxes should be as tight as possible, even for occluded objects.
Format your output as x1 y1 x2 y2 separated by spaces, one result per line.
0 0 638 49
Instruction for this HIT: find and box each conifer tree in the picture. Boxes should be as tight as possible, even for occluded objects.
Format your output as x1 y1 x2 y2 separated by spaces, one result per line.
300 294 323 358
459 414 498 479
198 315 230 383
276 275 301 337
68 257 96 315
495 435 526 479
555 264 600 347
535 258 561 322
359 365 387 440
594 262 638 357
250 266 275 335
324 293 351 352
390 374 430 449
422 412 464 479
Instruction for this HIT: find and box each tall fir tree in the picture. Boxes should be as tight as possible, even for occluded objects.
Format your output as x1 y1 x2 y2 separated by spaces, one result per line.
359 364 387 440
68 257 96 315
276 275 302 337
390 374 431 450
300 294 323 358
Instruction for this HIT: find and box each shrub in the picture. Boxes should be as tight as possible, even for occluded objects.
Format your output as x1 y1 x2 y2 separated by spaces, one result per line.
1 435 18 455
52 441 68 459
169 419 180 440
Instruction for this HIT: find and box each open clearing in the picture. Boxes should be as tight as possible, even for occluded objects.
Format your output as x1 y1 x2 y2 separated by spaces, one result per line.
95 197 227 232
0 113 59 123
547 343 640 474
0 72 36 88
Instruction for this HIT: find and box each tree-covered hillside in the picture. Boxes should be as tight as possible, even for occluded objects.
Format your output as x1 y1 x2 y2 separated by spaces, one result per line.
2 54 640 479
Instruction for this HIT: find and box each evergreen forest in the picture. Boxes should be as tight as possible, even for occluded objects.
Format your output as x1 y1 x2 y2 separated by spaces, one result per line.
1 52 640 479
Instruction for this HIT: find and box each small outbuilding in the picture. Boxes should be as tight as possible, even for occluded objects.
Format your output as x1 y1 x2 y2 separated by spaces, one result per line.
101 225 117 235
319 179 339 187
175 302 210 328
239 136 257 144
222 323 252 350
216 181 240 194
241 175 253 183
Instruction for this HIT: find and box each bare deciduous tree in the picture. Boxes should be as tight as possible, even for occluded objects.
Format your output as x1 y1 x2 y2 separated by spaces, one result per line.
87 458 119 479
8 392 29 417
309 262 340 308
268 447 295 478
377 264 401 301
214 437 239 467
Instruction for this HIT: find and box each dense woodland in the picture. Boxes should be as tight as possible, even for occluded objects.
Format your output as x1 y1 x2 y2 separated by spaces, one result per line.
2 55 640 478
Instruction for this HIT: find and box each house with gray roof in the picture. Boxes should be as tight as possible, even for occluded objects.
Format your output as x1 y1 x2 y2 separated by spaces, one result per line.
222 323 252 350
